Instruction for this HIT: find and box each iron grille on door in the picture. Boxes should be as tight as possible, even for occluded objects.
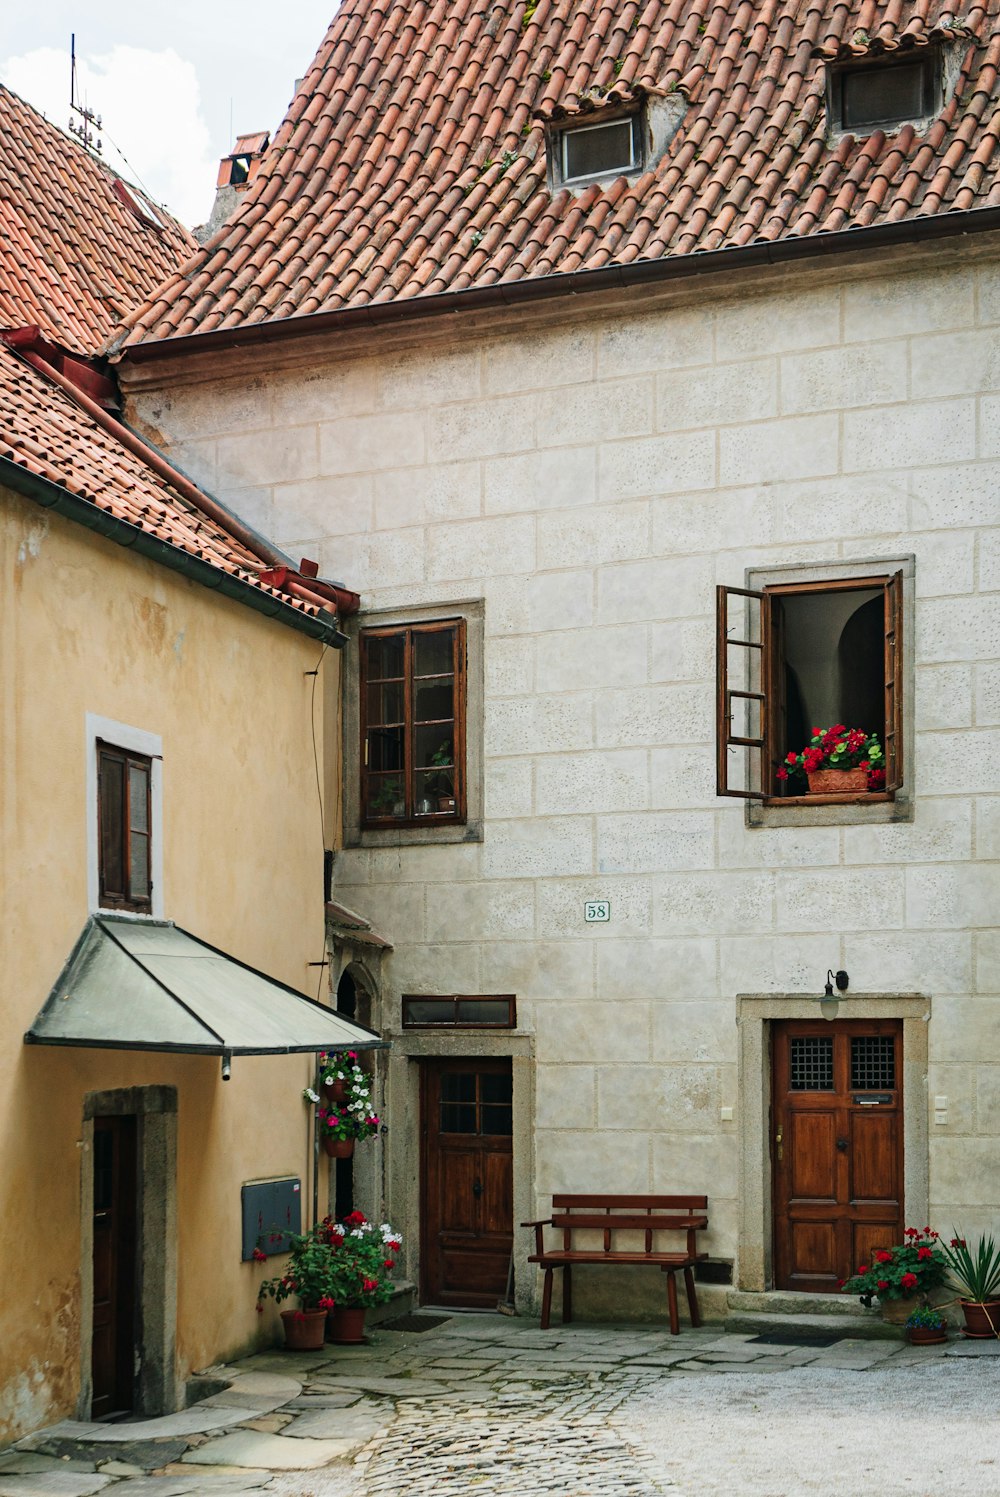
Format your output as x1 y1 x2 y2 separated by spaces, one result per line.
789 1036 834 1091
851 1036 896 1090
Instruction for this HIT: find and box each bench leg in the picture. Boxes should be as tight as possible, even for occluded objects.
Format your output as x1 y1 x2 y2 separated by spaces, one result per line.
665 1270 680 1335
562 1264 572 1325
683 1266 701 1328
540 1267 554 1330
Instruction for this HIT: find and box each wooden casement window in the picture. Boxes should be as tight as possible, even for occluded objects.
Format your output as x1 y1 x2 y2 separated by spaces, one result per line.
361 619 466 827
716 572 903 803
97 742 153 909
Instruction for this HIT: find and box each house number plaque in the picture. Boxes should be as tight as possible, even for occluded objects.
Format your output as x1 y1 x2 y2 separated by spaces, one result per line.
584 901 611 923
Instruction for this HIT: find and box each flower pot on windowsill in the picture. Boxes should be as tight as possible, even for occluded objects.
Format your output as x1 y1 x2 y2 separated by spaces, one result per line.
279 1307 328 1350
322 1136 355 1159
806 767 869 796
960 1299 1000 1338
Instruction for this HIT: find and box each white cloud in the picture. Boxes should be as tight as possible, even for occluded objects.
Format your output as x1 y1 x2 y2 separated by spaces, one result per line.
2 44 217 227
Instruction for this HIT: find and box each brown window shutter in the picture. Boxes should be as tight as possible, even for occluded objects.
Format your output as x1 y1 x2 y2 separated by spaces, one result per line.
883 570 904 792
716 584 771 799
98 746 127 903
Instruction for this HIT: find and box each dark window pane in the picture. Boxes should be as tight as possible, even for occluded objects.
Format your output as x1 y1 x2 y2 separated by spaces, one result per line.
414 680 454 724
841 61 925 130
129 763 149 833
790 1037 834 1091
439 1103 477 1134
480 1072 513 1105
403 998 456 1025
129 831 150 902
93 1128 113 1211
441 1073 476 1103
481 1105 513 1136
415 725 455 770
368 725 404 773
367 681 404 726
563 117 637 180
367 633 405 679
851 1036 895 1090
414 628 454 678
455 998 513 1026
366 774 405 819
99 752 125 899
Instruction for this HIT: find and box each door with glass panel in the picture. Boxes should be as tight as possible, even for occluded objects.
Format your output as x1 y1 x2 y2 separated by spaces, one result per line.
772 1020 903 1292
420 1059 513 1306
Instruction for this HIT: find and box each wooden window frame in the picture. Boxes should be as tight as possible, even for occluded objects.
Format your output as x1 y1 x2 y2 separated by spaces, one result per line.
717 572 904 805
360 618 467 830
97 742 153 912
402 994 516 1030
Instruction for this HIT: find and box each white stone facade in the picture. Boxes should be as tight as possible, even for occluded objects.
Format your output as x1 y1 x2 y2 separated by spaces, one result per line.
123 237 1000 1303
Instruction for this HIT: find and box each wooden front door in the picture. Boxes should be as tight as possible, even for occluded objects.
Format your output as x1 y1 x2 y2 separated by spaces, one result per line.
91 1116 137 1419
772 1020 903 1293
421 1059 513 1307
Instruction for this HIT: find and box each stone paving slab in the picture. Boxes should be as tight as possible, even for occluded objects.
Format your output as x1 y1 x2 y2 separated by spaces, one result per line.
0 1476 114 1497
181 1433 353 1471
280 1407 391 1443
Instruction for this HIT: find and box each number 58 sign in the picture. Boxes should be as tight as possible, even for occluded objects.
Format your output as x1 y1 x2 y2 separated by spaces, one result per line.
584 900 610 923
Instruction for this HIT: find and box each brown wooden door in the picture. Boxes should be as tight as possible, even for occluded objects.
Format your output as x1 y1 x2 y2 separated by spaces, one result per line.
91 1116 137 1419
772 1020 903 1293
421 1059 513 1307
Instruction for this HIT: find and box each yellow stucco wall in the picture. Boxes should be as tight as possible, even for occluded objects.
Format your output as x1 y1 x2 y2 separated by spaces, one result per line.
0 485 336 1441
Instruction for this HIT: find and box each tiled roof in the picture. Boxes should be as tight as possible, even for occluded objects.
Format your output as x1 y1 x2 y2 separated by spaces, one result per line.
116 0 1000 350
0 341 335 626
0 83 194 353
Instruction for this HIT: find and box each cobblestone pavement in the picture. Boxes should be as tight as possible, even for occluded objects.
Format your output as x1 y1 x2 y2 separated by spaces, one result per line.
2 1313 991 1497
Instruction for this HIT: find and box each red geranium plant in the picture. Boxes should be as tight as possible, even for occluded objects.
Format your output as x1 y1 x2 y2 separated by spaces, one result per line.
776 725 885 790
313 1210 402 1309
841 1228 948 1306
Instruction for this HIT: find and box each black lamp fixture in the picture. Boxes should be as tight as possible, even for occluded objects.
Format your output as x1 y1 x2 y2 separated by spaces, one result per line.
820 968 849 1021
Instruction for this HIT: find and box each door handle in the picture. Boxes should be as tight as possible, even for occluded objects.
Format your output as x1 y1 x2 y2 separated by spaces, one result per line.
837 1137 849 1152
472 1179 483 1198
775 1127 782 1162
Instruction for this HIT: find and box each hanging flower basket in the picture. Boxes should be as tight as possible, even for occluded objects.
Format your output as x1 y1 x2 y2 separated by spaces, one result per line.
323 1136 355 1159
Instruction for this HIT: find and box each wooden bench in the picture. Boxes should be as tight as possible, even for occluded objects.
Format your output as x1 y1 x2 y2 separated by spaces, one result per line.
523 1193 708 1334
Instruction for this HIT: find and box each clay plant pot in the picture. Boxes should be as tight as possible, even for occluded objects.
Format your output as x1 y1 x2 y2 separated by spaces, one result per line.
280 1307 328 1351
906 1325 947 1345
327 1305 367 1344
322 1135 355 1159
960 1300 1000 1338
806 766 869 796
879 1294 921 1325
322 1078 348 1105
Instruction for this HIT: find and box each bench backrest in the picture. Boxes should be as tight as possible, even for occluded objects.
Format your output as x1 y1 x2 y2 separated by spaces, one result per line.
549 1194 708 1257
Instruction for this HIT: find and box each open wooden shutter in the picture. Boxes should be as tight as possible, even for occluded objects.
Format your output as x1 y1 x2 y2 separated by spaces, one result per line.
716 585 771 799
883 570 904 792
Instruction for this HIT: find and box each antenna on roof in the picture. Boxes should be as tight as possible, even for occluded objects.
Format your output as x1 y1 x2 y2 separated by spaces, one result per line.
69 34 103 155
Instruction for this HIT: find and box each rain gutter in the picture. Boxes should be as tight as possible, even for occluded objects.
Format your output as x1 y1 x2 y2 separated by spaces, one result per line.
0 454 348 648
112 204 1000 363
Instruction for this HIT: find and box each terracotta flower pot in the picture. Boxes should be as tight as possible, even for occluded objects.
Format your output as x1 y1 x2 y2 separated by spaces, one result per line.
280 1307 327 1350
323 1078 348 1104
327 1305 367 1344
906 1325 947 1345
960 1299 1000 1338
322 1135 355 1159
806 766 869 795
879 1294 921 1324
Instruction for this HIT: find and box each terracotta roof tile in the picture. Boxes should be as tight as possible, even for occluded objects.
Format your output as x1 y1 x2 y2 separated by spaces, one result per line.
114 1 1000 351
0 84 194 353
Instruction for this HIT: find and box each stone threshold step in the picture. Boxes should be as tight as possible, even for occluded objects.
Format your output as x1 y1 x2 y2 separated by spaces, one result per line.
727 1290 877 1318
725 1310 900 1343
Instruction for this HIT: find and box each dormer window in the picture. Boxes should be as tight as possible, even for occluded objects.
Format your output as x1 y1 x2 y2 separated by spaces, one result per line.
831 53 940 134
557 113 643 185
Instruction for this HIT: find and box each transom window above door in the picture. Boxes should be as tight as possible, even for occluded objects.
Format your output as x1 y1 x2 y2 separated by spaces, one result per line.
360 619 466 828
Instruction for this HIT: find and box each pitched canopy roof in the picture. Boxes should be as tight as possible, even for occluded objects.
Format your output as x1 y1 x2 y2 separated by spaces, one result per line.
115 0 1000 352
0 83 195 354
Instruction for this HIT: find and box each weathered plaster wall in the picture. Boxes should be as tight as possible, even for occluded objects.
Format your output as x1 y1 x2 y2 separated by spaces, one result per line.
122 239 1000 1307
0 492 331 1440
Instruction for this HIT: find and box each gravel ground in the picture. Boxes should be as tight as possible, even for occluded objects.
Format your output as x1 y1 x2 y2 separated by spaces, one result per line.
619 1362 1000 1497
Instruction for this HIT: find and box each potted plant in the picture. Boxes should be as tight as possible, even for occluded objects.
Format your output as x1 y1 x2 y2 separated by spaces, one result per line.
776 725 885 795
255 1229 337 1350
904 1306 947 1346
314 1210 402 1343
368 776 403 819
938 1232 1000 1338
841 1229 948 1322
427 740 455 813
304 1052 380 1158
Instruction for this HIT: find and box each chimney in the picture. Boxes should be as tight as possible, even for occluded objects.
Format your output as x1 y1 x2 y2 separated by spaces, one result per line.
195 131 270 243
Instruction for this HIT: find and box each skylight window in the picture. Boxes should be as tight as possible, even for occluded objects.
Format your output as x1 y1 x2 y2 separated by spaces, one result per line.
831 53 940 133
558 113 643 185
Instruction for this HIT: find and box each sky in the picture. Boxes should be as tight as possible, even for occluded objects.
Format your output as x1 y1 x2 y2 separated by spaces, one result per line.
0 3 337 227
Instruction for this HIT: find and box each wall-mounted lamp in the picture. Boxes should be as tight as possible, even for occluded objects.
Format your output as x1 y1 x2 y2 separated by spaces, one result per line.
820 969 849 1021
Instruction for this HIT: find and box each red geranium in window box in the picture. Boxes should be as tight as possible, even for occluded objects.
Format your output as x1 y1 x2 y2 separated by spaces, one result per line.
776 725 885 794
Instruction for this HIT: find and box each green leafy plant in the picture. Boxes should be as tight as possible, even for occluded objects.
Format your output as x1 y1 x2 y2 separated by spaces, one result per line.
368 776 402 815
304 1050 380 1144
841 1229 948 1306
314 1211 403 1308
255 1229 337 1312
905 1305 945 1330
938 1232 1000 1303
776 725 885 789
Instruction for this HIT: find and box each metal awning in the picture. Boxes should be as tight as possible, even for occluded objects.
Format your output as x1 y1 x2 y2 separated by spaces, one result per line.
25 915 385 1071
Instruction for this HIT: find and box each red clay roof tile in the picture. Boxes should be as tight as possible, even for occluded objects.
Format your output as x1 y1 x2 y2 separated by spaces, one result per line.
113 1 1000 352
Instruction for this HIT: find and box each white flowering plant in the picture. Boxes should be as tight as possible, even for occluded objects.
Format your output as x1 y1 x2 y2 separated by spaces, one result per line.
303 1049 380 1143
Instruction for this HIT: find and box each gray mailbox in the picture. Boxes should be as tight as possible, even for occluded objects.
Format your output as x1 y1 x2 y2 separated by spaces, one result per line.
241 1177 302 1260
